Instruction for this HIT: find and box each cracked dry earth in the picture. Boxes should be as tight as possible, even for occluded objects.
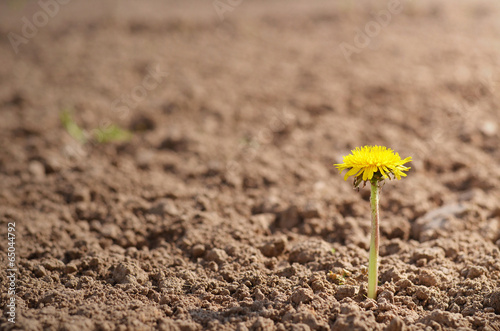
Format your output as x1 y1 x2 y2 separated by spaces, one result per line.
1 0 500 330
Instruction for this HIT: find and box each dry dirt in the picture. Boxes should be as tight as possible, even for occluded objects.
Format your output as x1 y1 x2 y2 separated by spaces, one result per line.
1 0 500 330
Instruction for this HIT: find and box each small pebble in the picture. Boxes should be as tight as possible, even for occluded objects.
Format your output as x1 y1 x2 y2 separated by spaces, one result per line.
480 121 497 136
192 244 206 258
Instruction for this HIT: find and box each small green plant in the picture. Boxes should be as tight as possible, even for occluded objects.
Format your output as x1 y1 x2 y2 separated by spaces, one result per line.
60 109 87 144
328 268 353 285
60 109 132 144
328 271 346 285
334 146 411 299
93 124 133 143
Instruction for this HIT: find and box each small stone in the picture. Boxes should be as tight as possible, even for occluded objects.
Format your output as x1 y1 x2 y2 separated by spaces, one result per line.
28 160 45 179
335 285 358 300
291 288 314 304
206 248 228 264
148 199 179 216
192 244 205 258
480 121 497 136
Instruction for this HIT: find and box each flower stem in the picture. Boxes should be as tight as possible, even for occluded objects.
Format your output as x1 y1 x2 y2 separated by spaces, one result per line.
368 180 380 299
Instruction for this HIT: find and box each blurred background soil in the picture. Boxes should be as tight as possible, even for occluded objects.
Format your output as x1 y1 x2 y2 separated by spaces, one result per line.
1 0 500 330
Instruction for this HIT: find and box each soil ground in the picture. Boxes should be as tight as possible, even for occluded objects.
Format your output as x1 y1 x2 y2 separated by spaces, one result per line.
1 0 500 330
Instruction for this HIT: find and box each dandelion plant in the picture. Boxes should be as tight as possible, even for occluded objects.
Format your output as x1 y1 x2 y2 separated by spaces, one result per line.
335 146 412 299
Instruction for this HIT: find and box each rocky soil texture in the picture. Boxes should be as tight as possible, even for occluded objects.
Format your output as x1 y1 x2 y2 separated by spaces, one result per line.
1 0 500 330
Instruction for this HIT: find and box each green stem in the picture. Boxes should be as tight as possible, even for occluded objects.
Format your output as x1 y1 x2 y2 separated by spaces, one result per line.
368 180 380 299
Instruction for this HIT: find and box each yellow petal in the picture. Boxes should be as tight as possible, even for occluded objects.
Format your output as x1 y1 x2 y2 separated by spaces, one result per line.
344 167 360 180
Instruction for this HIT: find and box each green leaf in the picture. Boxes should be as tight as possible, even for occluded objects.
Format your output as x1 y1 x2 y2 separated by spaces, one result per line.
60 109 87 144
93 124 132 143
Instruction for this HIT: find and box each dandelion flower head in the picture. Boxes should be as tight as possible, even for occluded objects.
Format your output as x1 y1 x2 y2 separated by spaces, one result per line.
335 145 412 185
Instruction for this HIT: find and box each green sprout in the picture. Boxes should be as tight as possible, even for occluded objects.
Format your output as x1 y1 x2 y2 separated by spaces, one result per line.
334 146 412 299
328 270 346 285
60 109 87 144
328 268 352 285
93 124 132 143
60 109 132 144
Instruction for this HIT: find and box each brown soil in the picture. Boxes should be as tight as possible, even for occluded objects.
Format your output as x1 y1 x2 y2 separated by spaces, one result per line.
1 0 500 330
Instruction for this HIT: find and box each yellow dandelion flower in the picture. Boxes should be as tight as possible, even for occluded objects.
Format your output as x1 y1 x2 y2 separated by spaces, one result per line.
334 145 411 299
335 145 412 183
